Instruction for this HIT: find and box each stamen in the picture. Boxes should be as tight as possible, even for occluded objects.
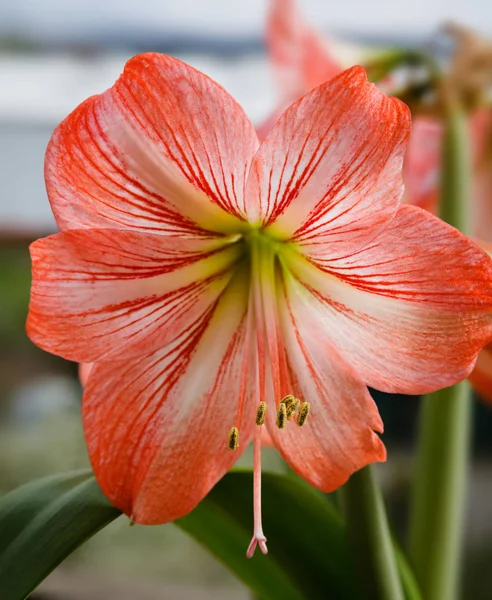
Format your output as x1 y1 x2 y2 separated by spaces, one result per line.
256 401 267 426
280 394 295 409
286 398 301 419
276 403 287 429
228 426 239 450
296 402 311 427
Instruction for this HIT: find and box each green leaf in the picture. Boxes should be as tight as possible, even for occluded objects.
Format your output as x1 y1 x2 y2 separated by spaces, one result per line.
395 543 424 600
177 470 361 600
0 469 121 600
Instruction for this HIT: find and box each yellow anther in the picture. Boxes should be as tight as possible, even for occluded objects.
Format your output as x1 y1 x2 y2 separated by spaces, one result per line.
296 402 311 427
228 427 239 450
286 398 301 419
280 394 295 409
256 401 267 426
276 403 287 429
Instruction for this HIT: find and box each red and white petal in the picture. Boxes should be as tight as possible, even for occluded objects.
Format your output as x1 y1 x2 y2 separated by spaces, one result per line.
267 0 341 105
46 53 258 234
246 66 410 256
83 271 257 524
287 205 492 395
403 117 441 213
264 274 385 492
27 229 242 363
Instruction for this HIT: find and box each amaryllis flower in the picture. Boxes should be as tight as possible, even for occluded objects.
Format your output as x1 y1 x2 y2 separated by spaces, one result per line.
27 54 492 557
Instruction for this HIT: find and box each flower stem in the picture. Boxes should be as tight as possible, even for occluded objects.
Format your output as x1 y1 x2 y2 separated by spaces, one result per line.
408 382 471 600
340 465 405 600
437 95 471 233
408 96 472 600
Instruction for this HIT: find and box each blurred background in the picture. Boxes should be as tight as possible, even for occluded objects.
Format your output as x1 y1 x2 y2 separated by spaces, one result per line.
1 0 492 598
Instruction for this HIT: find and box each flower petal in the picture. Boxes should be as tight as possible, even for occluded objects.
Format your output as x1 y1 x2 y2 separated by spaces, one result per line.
83 270 257 523
266 0 341 105
246 66 411 255
264 273 385 492
45 53 258 234
27 229 242 362
287 205 492 394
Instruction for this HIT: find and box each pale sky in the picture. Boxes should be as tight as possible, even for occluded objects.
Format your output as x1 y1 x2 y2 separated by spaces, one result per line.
1 0 491 40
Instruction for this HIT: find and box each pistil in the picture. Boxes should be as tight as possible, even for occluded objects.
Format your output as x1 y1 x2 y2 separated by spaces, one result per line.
246 415 268 559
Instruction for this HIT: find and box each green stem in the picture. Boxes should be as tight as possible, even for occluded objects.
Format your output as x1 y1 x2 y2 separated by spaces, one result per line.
408 99 472 600
340 465 405 600
438 99 472 233
409 383 471 600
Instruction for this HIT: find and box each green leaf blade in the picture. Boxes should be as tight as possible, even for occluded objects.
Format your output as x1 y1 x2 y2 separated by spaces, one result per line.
0 470 121 600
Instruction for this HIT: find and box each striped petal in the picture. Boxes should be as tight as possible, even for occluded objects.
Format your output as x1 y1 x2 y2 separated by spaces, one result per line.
45 53 258 235
27 229 242 362
287 205 492 394
246 66 410 256
263 270 385 492
83 270 257 523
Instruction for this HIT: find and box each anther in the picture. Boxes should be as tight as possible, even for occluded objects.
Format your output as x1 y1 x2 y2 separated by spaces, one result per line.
256 402 267 426
296 402 311 427
286 398 301 419
280 394 295 409
276 403 287 429
228 426 239 450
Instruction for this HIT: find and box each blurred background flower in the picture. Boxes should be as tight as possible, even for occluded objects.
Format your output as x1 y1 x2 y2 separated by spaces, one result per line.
1 0 492 598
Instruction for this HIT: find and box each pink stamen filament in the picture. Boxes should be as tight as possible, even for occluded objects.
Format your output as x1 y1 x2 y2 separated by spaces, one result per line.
246 420 268 558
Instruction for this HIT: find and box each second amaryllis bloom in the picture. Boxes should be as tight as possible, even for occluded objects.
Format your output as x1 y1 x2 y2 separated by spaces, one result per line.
27 54 492 556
